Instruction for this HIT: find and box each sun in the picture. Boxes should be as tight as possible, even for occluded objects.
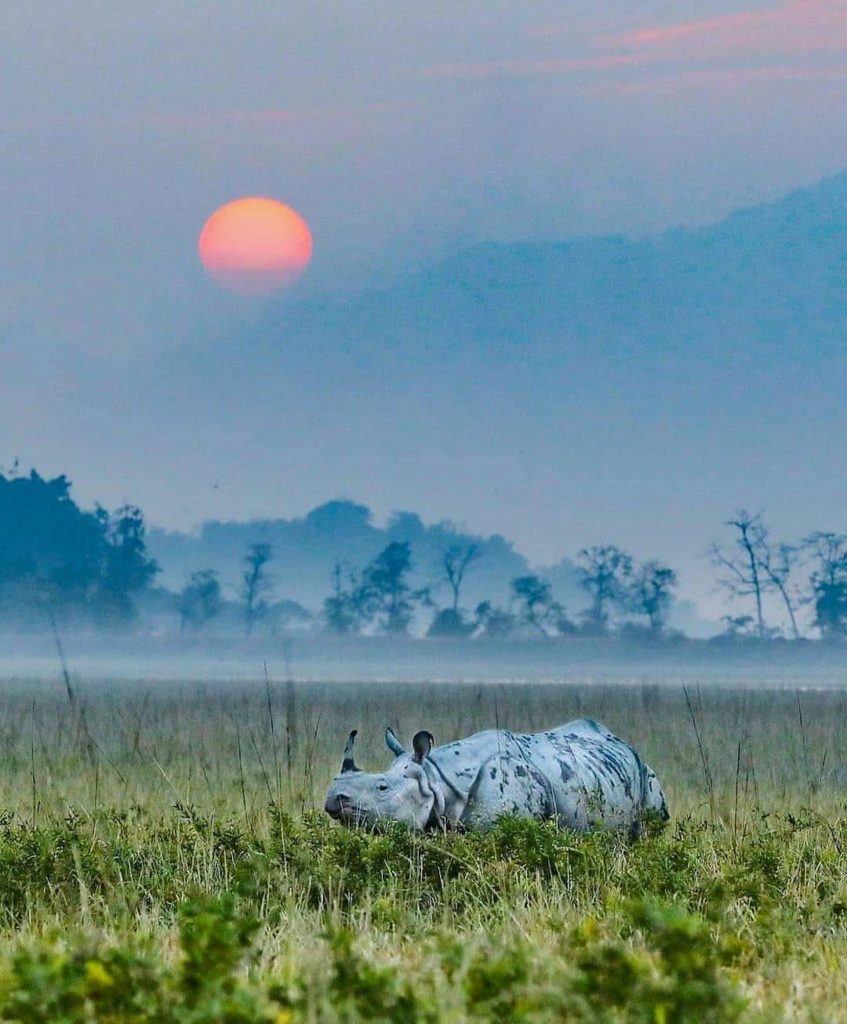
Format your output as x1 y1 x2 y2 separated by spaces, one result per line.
198 197 313 296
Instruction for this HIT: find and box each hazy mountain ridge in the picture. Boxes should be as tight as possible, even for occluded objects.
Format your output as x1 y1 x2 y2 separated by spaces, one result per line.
179 169 847 370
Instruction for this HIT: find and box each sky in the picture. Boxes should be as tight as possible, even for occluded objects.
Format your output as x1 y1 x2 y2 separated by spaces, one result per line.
3 1 847 620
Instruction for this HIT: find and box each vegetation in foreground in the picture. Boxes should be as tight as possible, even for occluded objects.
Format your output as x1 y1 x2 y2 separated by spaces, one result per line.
0 678 845 1021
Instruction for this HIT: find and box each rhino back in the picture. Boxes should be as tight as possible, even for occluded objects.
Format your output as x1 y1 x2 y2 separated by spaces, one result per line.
428 721 651 831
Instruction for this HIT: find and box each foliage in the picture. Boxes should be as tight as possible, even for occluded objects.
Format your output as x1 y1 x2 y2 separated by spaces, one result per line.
573 899 746 1024
355 542 417 635
427 544 484 638
427 607 474 638
324 561 363 636
509 575 566 637
0 679 845 1019
0 470 158 624
473 600 517 638
177 570 222 632
576 545 633 632
99 505 161 619
805 532 847 641
0 808 821 1023
2 895 270 1024
628 561 678 634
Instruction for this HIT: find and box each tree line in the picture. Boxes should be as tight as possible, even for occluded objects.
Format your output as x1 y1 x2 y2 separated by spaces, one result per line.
1 468 845 641
320 511 847 641
317 541 678 640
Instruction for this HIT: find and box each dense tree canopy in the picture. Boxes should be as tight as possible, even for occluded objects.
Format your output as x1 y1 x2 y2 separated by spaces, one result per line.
0 470 158 623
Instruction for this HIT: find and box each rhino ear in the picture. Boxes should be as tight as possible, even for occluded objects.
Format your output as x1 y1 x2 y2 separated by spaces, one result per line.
385 727 406 757
340 730 360 773
412 730 435 764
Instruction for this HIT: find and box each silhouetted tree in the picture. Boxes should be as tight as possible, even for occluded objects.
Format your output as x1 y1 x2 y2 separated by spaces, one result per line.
757 537 802 640
0 470 157 622
323 560 361 636
427 543 483 638
178 570 222 633
0 471 101 610
357 541 416 634
576 545 633 632
441 543 482 612
804 532 847 641
428 607 475 638
711 511 769 639
711 511 802 639
241 542 274 635
474 600 516 638
720 614 756 639
510 575 557 636
549 602 578 636
99 505 160 619
629 561 677 634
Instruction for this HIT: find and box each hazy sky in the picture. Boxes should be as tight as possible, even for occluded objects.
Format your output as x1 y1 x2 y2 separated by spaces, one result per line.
3 1 847 616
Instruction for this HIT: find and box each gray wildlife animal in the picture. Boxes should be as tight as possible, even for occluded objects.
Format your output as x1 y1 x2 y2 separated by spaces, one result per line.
324 719 668 833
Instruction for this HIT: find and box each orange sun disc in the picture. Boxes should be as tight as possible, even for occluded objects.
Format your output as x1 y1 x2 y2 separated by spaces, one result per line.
198 196 313 296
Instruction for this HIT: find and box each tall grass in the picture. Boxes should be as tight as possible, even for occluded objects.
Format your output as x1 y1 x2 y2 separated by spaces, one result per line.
0 676 845 1020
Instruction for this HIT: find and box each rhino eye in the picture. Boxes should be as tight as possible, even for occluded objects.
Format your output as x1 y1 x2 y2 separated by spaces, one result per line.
378 783 389 792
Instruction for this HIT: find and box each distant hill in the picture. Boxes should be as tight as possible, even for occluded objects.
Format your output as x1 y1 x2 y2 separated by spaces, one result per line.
148 500 584 615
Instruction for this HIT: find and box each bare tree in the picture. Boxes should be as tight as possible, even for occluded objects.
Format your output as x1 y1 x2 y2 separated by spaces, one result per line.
711 511 768 639
629 561 677 634
712 511 801 639
242 542 274 635
757 539 801 640
576 545 633 632
441 543 482 612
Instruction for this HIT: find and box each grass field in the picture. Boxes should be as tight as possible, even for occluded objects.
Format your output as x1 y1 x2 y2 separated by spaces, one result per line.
0 675 846 1021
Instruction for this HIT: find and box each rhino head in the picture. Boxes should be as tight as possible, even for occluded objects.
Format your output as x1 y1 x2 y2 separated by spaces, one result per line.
324 727 443 830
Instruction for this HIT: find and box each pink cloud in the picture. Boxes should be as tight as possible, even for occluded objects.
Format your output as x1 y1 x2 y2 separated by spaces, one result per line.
584 61 847 96
609 1 847 57
424 2 847 86
423 53 650 80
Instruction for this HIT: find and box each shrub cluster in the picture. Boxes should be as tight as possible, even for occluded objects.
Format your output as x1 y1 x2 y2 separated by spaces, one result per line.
0 807 842 1019
0 891 747 1024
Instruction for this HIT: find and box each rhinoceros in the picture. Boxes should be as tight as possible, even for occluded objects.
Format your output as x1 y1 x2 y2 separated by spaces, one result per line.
324 718 668 833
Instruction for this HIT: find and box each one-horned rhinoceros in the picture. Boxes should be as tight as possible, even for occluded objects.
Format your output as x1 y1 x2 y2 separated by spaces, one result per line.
324 719 668 833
